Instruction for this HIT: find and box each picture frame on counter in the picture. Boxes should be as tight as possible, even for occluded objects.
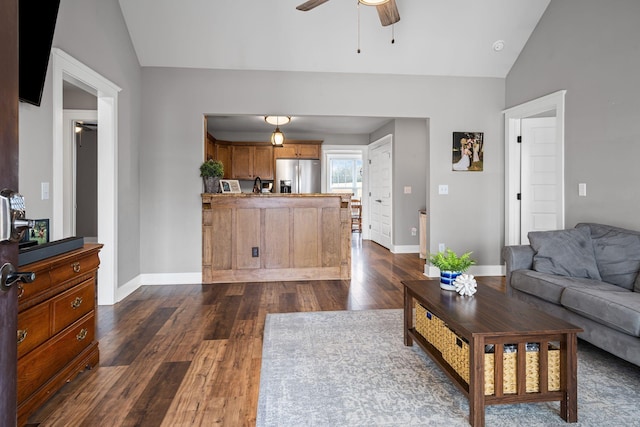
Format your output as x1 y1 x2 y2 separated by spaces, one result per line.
220 179 242 193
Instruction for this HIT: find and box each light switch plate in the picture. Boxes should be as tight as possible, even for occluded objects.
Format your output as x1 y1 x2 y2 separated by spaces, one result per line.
41 182 49 200
404 186 412 194
578 183 587 197
438 185 448 195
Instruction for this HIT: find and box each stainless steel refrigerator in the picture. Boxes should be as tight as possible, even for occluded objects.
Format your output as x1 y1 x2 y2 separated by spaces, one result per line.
275 158 321 193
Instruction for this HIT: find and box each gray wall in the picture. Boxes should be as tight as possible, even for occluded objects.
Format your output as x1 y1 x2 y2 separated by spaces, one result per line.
506 0 640 231
63 84 97 110
141 68 505 273
370 119 429 247
18 0 142 287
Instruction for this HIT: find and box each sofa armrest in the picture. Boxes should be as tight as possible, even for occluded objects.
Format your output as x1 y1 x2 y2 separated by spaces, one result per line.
502 245 535 295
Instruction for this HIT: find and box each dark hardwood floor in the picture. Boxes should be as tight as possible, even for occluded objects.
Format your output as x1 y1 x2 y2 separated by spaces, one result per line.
28 238 504 426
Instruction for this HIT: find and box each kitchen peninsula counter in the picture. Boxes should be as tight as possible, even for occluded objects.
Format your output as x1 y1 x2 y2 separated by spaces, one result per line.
202 193 351 283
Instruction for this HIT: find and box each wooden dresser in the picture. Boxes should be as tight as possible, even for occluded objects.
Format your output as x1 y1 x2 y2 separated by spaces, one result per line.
16 243 102 426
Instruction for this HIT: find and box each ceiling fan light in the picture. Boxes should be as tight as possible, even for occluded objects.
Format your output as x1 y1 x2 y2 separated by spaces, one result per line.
358 0 389 5
271 127 285 146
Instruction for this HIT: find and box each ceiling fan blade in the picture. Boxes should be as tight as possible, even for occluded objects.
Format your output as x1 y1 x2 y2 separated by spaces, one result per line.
376 0 400 26
296 0 330 12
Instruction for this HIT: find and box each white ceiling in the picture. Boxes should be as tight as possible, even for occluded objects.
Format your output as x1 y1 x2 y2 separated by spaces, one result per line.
118 0 550 134
206 114 395 135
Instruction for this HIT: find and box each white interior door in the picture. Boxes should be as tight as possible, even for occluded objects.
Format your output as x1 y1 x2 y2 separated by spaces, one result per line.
369 136 392 249
520 117 562 243
503 90 566 246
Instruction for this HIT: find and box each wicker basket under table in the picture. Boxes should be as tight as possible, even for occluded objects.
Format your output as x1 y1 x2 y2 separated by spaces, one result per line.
415 302 561 395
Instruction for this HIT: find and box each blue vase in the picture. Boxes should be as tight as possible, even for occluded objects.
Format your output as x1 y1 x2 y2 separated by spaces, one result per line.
440 271 461 291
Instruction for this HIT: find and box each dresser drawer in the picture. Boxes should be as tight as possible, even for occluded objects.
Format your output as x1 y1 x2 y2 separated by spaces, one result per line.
17 312 95 403
18 269 51 304
50 252 100 286
51 278 95 335
17 302 51 359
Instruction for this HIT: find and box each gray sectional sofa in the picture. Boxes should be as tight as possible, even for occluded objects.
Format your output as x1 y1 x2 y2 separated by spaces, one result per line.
503 223 640 367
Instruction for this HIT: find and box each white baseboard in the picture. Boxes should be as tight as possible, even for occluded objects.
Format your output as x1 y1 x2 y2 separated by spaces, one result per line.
139 272 203 286
114 275 142 303
391 244 420 254
424 264 505 278
111 272 203 304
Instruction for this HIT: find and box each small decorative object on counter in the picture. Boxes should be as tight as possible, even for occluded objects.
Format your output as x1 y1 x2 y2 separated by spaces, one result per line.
200 159 224 193
428 248 476 291
453 273 477 296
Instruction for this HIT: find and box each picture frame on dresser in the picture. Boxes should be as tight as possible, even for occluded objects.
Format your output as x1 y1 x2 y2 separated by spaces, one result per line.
21 218 49 245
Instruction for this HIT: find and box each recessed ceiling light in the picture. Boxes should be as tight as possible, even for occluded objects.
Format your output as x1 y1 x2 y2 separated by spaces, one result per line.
492 40 505 52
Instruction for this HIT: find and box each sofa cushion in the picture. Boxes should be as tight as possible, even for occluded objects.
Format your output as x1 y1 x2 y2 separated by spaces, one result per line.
511 270 623 305
528 228 602 280
561 287 640 337
576 223 640 290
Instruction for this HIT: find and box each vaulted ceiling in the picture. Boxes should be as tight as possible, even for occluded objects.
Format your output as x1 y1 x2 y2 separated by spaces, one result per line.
118 0 550 134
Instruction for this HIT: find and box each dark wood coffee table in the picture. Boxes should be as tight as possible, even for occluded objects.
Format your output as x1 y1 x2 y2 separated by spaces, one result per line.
403 280 582 427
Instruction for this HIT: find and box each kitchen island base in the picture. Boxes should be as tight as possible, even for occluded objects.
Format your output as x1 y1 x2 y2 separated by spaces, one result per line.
202 193 351 283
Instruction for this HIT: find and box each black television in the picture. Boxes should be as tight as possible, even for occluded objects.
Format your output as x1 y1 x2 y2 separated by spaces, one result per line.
18 0 61 106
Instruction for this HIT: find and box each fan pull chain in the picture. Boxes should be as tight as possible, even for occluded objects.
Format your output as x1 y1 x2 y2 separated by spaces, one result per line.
357 1 361 53
391 24 395 44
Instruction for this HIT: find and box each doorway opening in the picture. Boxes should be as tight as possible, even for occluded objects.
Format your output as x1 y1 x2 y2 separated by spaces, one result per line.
63 109 98 242
52 48 121 305
503 90 566 246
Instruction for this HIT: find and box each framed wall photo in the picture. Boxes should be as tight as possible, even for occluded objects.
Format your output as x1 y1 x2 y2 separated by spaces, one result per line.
220 179 241 193
452 132 484 172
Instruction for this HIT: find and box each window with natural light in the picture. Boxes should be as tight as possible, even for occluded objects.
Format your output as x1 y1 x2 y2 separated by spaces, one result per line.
328 156 363 199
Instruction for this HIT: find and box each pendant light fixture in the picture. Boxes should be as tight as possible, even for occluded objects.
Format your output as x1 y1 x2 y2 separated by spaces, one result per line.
265 116 291 146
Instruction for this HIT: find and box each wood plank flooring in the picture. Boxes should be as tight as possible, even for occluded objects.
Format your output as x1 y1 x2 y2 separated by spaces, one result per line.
27 239 504 426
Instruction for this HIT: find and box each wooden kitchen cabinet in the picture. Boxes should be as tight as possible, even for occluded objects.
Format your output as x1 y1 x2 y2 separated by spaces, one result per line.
17 244 102 426
231 145 273 180
206 134 232 178
274 142 321 159
215 144 232 178
253 146 274 178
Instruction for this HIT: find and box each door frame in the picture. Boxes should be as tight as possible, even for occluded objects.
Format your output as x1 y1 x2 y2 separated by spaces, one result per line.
52 48 121 305
368 134 393 248
503 90 566 246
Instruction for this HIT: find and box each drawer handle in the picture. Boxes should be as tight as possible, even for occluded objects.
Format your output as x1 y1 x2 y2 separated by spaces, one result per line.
72 262 81 273
17 329 28 345
17 283 24 298
71 296 83 309
76 328 88 341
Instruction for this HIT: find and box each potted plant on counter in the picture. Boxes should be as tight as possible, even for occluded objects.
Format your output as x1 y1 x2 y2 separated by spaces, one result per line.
200 159 224 193
429 249 475 291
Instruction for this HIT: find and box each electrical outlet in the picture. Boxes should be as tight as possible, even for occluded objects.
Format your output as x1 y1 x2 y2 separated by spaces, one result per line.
252 247 259 257
411 227 417 236
438 243 446 252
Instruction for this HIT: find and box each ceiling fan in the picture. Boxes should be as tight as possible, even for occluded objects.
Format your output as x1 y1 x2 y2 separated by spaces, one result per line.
296 0 400 27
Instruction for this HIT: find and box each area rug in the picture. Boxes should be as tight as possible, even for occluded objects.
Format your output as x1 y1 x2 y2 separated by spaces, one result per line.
257 309 640 426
